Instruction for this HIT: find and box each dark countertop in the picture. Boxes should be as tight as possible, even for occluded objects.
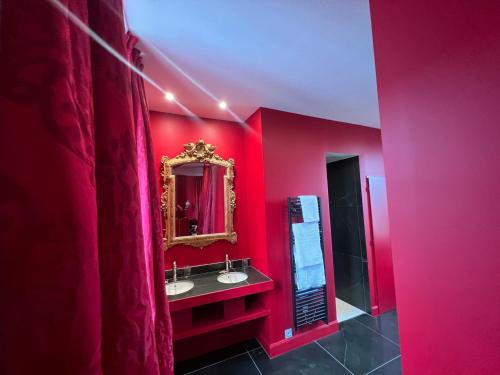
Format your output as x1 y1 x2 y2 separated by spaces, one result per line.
167 266 271 302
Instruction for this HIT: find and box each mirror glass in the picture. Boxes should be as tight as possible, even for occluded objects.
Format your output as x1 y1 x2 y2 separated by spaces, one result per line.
172 163 226 237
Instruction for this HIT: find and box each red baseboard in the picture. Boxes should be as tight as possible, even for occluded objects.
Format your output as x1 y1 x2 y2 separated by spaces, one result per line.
258 321 339 358
371 304 380 316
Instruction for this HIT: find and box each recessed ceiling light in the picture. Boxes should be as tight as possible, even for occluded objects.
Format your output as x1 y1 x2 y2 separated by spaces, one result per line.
165 92 175 101
219 100 227 110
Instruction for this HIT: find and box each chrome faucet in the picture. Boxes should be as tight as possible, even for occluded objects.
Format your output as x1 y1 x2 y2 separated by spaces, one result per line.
224 254 232 273
173 261 177 283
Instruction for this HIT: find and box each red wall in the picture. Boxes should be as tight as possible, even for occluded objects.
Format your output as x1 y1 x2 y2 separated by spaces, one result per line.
243 110 269 273
366 176 396 313
150 111 256 268
371 1 500 373
150 109 391 358
257 108 386 352
150 111 273 359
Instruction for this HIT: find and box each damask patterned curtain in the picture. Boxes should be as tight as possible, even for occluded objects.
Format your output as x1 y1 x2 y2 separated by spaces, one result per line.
0 0 173 374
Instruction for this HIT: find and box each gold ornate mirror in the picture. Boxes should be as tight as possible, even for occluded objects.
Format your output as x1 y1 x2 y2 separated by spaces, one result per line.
161 140 237 249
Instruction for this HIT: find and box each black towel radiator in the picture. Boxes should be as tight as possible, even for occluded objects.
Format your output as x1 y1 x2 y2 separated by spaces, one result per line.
288 196 329 329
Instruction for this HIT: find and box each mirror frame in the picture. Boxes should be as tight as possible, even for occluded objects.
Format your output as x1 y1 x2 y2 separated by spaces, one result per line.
160 139 237 249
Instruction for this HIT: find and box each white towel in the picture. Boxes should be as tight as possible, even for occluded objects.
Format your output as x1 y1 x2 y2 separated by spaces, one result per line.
295 263 326 291
299 195 319 222
292 222 323 268
292 222 326 291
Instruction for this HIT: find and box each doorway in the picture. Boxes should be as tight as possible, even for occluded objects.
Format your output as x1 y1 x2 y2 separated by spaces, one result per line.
326 155 371 322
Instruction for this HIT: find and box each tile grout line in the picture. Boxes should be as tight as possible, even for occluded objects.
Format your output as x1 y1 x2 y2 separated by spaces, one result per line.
246 349 263 375
314 341 355 375
343 342 348 368
364 354 401 375
351 318 400 347
184 348 260 375
184 351 250 375
364 310 397 319
341 329 349 369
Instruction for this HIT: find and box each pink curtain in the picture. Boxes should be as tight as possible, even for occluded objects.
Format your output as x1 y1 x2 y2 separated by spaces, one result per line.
127 33 174 374
0 0 173 374
198 166 226 234
199 165 216 234
214 167 226 233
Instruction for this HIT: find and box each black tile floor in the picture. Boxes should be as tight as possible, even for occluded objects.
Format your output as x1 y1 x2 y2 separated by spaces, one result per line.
175 310 402 375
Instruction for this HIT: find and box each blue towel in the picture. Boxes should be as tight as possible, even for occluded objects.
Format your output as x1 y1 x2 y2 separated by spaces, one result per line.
295 263 326 291
292 222 323 268
299 195 319 222
292 222 326 291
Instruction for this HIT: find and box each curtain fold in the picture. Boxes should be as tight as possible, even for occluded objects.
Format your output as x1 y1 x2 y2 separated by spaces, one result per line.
0 0 173 373
199 165 215 234
127 33 174 375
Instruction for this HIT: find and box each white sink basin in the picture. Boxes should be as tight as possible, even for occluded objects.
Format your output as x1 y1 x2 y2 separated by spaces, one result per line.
217 272 248 284
165 280 194 296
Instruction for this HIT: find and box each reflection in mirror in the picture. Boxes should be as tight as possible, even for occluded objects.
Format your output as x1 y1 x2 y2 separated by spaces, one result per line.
173 163 226 237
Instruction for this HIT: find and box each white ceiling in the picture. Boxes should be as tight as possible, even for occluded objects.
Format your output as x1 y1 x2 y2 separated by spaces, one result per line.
124 0 380 127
